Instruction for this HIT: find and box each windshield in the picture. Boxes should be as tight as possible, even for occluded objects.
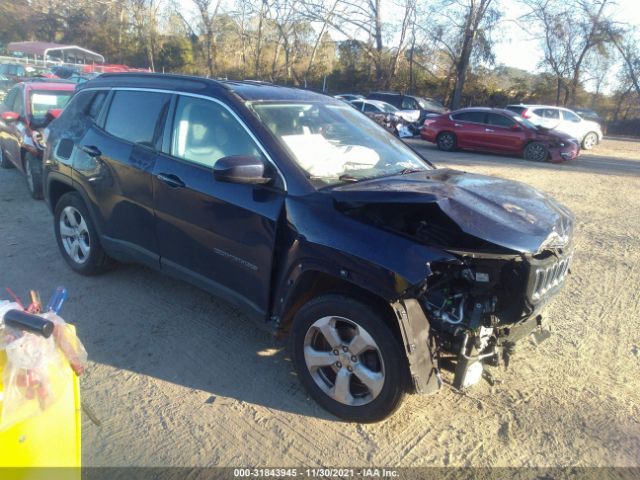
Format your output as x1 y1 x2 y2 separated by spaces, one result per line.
29 90 72 119
250 102 430 187
417 97 444 110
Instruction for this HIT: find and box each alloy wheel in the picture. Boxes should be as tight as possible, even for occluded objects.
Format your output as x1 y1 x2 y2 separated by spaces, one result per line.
303 316 385 406
59 206 91 264
583 133 597 150
526 143 547 162
439 133 454 150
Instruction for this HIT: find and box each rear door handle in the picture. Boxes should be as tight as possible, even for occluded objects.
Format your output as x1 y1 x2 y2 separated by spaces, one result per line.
454 123 462 127
485 128 495 132
81 145 102 157
156 173 185 189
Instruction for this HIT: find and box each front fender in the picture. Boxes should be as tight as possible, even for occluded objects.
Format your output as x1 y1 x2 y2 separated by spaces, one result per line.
271 194 458 319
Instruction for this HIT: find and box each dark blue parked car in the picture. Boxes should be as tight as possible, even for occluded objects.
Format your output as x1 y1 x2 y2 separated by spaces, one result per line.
43 73 574 422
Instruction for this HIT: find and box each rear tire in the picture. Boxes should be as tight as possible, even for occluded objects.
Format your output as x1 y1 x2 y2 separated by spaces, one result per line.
25 152 43 200
0 147 14 169
523 142 549 162
54 192 112 275
290 294 407 422
436 132 457 151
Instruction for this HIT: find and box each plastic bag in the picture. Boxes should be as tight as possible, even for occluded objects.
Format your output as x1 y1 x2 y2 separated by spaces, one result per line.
42 311 88 375
1 326 68 431
0 301 87 431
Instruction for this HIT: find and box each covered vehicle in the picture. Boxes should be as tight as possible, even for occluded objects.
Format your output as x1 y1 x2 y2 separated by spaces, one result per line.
43 74 575 422
0 81 75 198
421 107 580 163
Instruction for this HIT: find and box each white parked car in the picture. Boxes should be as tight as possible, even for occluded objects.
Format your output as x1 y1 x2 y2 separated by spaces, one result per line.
350 99 420 123
505 104 602 150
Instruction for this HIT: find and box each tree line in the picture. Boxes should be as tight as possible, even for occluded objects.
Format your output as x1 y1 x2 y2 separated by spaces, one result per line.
0 0 638 129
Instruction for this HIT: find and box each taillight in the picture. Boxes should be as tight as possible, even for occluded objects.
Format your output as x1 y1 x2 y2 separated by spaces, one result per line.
521 109 532 119
422 119 436 126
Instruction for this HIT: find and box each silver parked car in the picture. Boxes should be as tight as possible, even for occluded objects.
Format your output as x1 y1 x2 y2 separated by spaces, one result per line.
505 104 602 150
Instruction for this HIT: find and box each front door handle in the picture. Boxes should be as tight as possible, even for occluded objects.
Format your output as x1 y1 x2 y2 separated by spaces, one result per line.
157 173 185 189
485 128 495 132
81 145 102 157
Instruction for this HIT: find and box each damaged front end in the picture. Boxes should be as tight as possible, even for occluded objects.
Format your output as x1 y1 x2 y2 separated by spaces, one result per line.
419 247 571 389
332 169 575 392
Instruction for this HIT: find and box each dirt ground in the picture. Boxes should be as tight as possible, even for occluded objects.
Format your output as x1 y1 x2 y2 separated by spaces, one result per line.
0 138 639 468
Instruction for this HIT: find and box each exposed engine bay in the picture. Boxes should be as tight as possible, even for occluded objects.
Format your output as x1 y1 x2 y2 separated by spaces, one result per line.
341 201 573 389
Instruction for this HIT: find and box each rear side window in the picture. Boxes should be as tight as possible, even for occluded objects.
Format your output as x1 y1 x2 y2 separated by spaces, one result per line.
401 97 418 110
351 101 363 110
104 91 171 147
170 96 263 168
452 111 486 123
363 103 378 113
534 108 559 120
486 113 515 127
88 91 108 120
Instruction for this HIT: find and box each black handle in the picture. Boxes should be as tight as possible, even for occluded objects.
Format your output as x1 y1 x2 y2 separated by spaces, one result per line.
4 309 54 338
81 145 102 157
157 173 185 188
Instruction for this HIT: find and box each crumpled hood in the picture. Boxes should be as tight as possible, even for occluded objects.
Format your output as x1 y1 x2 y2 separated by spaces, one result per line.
331 168 575 254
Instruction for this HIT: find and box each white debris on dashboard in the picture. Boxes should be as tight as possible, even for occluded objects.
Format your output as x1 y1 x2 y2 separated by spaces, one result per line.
282 134 379 177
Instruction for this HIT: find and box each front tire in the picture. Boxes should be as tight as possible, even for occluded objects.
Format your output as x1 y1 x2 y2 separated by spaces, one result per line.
54 192 111 275
436 132 457 151
581 132 598 150
290 294 407 422
523 142 549 162
25 152 43 200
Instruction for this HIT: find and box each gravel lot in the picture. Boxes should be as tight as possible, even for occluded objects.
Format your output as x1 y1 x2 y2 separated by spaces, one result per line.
0 138 639 468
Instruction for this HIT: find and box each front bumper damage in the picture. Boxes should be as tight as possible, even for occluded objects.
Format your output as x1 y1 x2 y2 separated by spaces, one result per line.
392 248 571 394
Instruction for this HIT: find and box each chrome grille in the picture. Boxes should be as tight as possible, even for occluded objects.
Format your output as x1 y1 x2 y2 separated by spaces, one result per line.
531 255 572 301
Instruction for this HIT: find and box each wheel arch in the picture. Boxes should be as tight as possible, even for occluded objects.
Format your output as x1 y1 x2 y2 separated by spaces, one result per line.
47 178 76 211
278 270 402 344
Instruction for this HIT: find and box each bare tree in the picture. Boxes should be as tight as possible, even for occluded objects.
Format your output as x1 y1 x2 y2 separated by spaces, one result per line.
605 23 640 97
450 0 498 109
193 0 222 76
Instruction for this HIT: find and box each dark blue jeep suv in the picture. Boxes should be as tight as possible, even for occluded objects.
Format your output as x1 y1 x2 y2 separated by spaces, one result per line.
43 73 574 422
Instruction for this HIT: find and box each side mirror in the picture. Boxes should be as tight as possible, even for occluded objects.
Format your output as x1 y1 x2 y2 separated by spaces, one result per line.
1 111 19 123
213 155 272 185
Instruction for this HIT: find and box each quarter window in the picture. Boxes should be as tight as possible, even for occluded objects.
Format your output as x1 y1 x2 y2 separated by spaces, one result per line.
104 90 171 148
170 96 263 168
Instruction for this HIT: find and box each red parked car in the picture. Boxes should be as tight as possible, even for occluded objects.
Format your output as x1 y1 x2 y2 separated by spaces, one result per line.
420 107 580 163
0 81 75 198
